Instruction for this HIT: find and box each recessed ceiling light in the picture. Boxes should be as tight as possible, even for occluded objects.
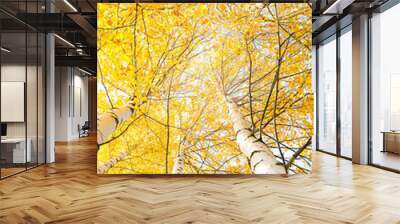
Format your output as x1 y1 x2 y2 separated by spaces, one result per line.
54 34 75 48
63 0 78 12
1 47 11 53
78 67 93 76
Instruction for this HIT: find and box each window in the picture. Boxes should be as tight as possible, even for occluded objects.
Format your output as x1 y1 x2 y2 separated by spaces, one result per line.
317 35 337 154
339 27 352 158
370 3 400 171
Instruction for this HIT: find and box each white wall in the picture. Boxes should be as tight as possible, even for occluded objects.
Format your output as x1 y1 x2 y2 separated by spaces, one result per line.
1 65 26 138
55 67 89 141
71 72 89 138
55 66 69 141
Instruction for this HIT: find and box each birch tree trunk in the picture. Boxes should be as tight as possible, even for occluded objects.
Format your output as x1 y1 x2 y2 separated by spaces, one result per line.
226 97 285 174
172 151 185 174
97 101 135 145
97 151 128 174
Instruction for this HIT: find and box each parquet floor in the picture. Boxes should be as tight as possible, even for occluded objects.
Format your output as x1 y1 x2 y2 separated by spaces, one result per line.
1 136 400 224
0 167 26 178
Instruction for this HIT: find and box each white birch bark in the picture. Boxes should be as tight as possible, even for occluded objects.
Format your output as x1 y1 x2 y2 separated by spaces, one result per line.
97 101 135 145
97 151 128 174
172 151 185 174
226 97 285 174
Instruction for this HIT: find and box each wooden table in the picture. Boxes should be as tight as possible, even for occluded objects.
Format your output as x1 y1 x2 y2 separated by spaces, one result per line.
0 138 31 165
382 131 400 154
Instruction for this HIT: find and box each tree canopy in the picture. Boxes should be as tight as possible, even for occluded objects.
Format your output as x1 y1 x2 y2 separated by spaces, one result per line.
97 3 312 175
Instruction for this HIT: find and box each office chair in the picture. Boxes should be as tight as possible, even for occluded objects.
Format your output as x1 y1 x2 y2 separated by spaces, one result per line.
79 121 90 138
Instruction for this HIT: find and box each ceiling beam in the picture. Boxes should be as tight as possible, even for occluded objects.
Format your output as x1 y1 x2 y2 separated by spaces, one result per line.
323 0 356 14
12 13 82 32
67 13 96 47
312 15 335 33
55 55 96 71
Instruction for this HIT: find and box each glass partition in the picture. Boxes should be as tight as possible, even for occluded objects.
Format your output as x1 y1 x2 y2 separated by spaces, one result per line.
38 32 46 165
27 30 38 169
0 1 46 179
1 30 28 177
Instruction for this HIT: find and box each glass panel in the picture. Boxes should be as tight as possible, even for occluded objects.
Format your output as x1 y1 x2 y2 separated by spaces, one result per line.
27 31 38 169
0 0 46 179
1 30 27 177
38 32 45 165
26 0 39 169
340 28 352 158
371 4 400 171
318 36 337 154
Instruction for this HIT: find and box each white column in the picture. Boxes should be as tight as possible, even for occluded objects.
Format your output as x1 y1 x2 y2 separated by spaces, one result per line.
46 32 55 163
352 14 369 164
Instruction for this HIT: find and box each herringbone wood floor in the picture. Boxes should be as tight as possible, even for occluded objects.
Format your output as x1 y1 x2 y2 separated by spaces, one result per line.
1 136 400 224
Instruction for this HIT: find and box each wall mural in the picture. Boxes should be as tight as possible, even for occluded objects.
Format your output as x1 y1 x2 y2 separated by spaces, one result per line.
97 3 313 175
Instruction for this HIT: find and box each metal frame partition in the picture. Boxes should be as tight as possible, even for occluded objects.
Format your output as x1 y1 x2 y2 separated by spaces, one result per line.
0 0 48 180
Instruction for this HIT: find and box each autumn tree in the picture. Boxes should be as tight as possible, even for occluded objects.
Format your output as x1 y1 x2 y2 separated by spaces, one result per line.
97 3 312 175
209 3 313 174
